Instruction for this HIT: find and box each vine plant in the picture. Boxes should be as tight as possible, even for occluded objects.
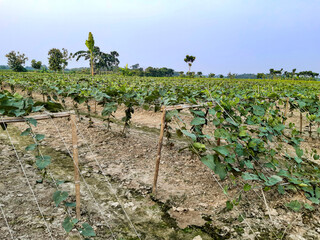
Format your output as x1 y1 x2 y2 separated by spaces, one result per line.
0 91 96 238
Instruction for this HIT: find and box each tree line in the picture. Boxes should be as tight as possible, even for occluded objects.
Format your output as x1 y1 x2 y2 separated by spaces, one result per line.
3 32 319 80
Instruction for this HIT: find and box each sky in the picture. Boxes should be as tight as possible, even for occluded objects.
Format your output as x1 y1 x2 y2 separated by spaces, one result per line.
0 0 319 75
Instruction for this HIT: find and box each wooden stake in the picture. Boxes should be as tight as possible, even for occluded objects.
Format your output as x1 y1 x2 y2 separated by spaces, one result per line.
70 114 81 219
152 107 166 195
300 112 303 134
217 124 221 146
284 97 289 117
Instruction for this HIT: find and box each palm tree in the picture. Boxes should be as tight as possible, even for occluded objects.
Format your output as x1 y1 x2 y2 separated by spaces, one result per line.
292 68 296 80
184 55 196 74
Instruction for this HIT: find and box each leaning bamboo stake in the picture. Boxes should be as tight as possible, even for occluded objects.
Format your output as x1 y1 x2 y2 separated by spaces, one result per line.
152 107 166 195
284 97 289 117
70 114 81 219
300 112 303 134
217 125 221 146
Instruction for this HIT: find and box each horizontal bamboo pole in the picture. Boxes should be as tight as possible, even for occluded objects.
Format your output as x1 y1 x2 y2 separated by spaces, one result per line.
164 102 214 111
1 111 75 124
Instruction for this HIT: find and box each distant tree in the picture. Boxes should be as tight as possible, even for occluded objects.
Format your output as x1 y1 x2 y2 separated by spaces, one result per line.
269 68 275 79
48 48 63 72
131 63 140 69
31 59 42 70
292 68 296 80
297 71 319 79
227 72 236 79
274 68 283 78
184 55 196 74
197 71 203 77
74 46 119 74
179 71 184 77
0 65 10 70
284 71 291 79
208 73 215 78
131 68 144 76
5 51 28 72
219 74 224 79
61 48 72 73
95 50 120 72
257 73 265 79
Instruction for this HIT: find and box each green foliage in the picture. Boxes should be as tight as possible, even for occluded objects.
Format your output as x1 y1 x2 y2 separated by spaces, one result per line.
48 48 63 72
286 200 302 212
62 217 79 233
1 72 320 217
31 59 42 70
5 51 28 72
79 223 96 237
53 191 69 207
35 155 51 170
184 55 196 74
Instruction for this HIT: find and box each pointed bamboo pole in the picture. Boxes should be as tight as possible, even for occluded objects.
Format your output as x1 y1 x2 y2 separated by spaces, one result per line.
284 97 289 117
70 114 81 219
300 112 303 134
152 107 166 195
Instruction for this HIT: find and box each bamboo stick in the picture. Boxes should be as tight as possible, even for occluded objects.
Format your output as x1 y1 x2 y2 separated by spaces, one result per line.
70 114 81 219
300 112 303 134
0 111 74 123
217 125 221 146
152 107 166 195
284 97 289 117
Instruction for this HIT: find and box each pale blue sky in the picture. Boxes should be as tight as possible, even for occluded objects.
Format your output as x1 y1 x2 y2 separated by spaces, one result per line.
0 0 319 74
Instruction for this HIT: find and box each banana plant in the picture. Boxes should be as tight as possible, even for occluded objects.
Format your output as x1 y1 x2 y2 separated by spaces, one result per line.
85 32 95 76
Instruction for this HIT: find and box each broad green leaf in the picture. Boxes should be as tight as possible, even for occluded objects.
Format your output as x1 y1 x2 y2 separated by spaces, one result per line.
65 202 76 207
32 106 43 112
264 175 283 186
201 155 215 171
191 110 205 117
21 128 31 136
212 146 230 156
208 108 216 116
294 156 302 164
53 191 69 207
274 124 285 132
244 160 254 169
79 223 96 237
181 130 196 141
214 162 227 180
35 134 45 141
25 144 37 151
214 128 230 139
277 185 285 195
36 155 51 170
62 216 78 233
242 172 260 181
191 117 206 126
308 197 320 204
26 118 37 127
304 203 314 211
286 200 301 212
295 147 303 158
253 105 265 116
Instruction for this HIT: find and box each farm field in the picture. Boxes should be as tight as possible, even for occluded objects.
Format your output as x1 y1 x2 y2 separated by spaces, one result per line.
1 72 320 239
